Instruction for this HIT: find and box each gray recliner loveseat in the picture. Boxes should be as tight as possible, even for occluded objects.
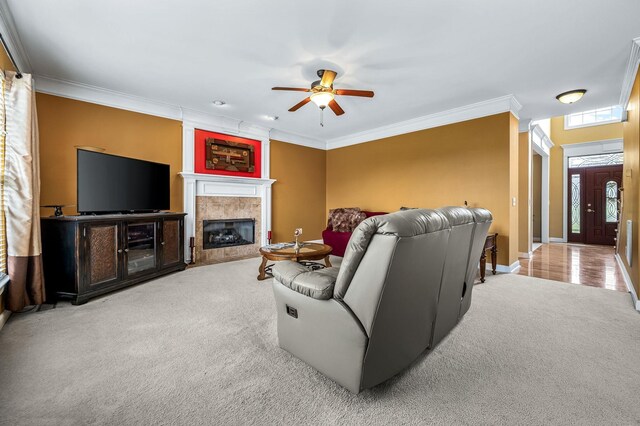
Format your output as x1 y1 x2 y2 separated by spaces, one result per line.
271 207 492 393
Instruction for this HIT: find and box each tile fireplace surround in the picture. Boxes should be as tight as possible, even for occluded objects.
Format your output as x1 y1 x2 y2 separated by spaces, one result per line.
179 115 275 264
195 196 261 264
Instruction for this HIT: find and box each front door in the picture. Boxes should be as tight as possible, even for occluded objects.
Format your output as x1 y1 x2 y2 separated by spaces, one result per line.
568 164 622 245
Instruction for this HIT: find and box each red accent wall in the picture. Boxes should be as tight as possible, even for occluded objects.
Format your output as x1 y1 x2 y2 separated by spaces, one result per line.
194 129 262 178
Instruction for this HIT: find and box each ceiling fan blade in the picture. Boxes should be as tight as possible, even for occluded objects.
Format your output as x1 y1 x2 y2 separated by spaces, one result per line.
328 99 345 116
335 89 375 98
272 87 311 92
288 97 311 112
320 70 337 88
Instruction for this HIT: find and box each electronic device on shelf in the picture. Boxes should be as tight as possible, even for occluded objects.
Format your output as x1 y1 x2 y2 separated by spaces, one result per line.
77 150 170 214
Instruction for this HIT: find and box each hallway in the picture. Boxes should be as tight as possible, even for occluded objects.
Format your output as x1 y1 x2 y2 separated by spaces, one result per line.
517 243 627 292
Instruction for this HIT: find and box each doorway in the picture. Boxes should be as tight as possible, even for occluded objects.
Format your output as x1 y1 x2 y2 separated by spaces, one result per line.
567 160 622 245
532 153 542 243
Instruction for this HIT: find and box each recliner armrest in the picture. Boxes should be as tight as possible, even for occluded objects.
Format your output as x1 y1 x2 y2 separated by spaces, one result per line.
272 261 339 300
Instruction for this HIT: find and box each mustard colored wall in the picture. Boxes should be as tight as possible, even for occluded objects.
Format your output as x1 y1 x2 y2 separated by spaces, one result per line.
548 116 623 238
620 70 640 294
326 112 518 266
270 140 326 243
532 155 542 238
36 94 183 216
0 46 15 72
518 131 531 254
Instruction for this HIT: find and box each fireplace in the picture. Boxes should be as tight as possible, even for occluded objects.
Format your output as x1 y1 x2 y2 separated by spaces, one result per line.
203 219 255 250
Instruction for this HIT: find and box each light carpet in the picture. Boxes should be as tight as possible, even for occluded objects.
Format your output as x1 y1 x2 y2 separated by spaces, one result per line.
0 257 639 425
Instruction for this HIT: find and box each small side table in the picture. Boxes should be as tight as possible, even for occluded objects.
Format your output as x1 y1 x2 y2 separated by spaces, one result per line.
480 233 498 283
257 242 333 281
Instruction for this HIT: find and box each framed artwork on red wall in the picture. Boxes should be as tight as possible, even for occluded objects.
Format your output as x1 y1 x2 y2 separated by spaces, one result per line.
194 129 262 178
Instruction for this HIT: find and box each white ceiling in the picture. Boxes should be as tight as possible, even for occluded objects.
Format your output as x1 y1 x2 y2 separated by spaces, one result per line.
4 0 640 142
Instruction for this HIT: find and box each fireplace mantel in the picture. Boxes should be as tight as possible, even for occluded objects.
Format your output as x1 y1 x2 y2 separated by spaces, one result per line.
180 172 275 187
180 173 275 263
180 111 275 263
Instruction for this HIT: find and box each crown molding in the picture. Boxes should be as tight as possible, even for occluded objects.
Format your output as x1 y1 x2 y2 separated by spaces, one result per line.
325 95 523 150
531 123 554 153
35 74 184 120
180 107 271 140
0 0 32 72
518 119 531 133
269 129 325 150
33 73 523 152
34 74 326 149
619 37 640 110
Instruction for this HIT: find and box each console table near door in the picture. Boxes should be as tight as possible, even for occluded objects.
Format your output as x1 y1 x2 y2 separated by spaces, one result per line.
480 233 498 283
41 212 186 304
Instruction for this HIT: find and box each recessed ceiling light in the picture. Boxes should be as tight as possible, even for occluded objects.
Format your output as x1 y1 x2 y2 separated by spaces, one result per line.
556 89 587 104
265 115 279 121
212 100 226 106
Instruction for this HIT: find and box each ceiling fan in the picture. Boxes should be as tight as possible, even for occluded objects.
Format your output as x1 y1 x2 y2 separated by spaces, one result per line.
272 69 374 124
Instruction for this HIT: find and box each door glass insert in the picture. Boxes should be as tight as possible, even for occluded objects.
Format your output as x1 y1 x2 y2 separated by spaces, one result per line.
571 174 581 233
568 153 623 168
605 181 618 223
127 223 156 274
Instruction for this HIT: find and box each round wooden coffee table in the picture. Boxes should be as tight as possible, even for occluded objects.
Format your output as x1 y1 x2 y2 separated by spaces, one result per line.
257 242 333 280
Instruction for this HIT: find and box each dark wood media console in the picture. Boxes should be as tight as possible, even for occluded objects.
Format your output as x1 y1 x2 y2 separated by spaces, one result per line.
41 212 186 304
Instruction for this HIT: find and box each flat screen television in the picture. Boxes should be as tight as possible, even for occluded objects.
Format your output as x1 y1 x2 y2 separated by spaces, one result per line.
77 150 170 214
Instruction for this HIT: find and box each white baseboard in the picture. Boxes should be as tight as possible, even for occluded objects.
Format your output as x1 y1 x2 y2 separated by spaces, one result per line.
484 260 521 274
549 237 566 243
518 251 533 259
614 254 640 311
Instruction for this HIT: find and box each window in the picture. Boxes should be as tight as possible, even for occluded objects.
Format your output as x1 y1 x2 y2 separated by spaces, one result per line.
0 108 7 272
605 181 618 223
571 174 581 233
568 153 623 168
564 105 623 130
0 150 5 274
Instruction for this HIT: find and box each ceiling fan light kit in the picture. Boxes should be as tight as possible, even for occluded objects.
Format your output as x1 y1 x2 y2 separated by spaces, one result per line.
272 69 374 125
310 92 334 108
556 89 587 104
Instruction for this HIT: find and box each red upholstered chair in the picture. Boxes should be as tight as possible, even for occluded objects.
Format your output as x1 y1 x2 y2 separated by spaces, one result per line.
322 210 387 257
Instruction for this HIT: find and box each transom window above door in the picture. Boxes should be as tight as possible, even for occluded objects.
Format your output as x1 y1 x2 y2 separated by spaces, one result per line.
568 152 623 168
564 105 623 129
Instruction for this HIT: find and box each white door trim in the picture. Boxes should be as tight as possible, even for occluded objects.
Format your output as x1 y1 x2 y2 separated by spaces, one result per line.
531 124 553 244
561 138 623 242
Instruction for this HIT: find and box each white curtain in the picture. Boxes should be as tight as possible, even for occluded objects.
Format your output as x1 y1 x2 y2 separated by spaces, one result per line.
1 70 45 311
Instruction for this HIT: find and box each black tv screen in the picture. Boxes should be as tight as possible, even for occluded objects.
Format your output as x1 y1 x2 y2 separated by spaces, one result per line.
77 150 170 214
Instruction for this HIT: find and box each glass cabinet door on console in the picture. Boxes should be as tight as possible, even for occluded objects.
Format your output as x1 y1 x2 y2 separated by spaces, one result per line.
125 222 157 276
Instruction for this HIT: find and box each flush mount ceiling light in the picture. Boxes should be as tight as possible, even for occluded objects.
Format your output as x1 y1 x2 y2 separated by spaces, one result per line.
212 100 226 106
556 89 587 104
265 115 279 121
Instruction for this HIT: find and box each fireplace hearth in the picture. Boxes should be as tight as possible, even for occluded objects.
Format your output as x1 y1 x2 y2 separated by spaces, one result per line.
203 218 255 250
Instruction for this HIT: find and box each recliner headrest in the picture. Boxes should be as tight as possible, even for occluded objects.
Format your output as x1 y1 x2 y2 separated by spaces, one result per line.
468 207 492 223
437 206 474 226
370 208 449 237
